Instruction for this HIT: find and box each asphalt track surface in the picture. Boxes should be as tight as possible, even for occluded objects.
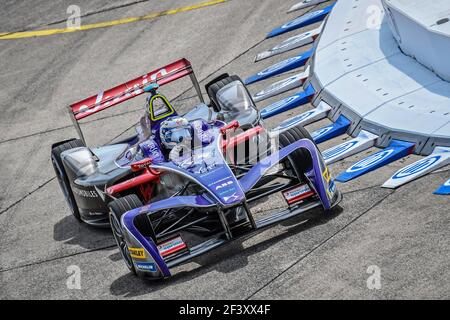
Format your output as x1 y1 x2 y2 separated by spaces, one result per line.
0 0 448 299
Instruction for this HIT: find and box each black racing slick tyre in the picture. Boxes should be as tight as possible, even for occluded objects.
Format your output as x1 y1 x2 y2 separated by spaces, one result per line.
108 194 144 275
51 138 85 221
278 124 315 176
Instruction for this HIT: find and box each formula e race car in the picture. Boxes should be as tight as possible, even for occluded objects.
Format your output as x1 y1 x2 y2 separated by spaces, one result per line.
51 59 341 279
51 59 260 226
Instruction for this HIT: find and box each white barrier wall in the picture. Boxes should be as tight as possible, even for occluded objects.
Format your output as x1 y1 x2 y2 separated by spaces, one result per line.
383 0 450 82
309 0 450 155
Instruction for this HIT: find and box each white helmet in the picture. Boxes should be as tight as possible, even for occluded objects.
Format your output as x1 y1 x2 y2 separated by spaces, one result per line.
160 117 192 150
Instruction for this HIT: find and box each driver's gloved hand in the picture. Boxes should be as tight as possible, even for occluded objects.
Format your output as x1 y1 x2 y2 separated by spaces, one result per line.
139 138 165 164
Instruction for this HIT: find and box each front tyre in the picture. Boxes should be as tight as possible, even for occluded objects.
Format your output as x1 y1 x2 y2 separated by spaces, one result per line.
51 139 85 221
108 194 143 275
278 124 315 178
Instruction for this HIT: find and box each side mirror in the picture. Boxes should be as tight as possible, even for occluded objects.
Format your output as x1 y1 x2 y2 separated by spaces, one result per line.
143 83 159 93
216 113 225 121
130 158 152 172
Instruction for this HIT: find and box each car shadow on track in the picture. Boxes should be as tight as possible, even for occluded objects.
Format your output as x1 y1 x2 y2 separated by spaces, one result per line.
109 206 343 298
53 215 115 250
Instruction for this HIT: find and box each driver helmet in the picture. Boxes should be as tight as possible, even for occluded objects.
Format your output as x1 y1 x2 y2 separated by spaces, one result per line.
160 117 192 150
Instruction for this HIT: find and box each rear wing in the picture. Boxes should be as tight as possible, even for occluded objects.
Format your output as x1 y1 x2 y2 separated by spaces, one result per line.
68 58 204 144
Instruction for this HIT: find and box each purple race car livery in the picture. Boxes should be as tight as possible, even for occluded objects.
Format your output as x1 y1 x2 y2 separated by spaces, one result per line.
51 59 341 280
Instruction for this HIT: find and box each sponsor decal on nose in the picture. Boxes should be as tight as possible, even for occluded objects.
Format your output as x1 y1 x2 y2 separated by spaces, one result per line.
128 247 146 259
135 262 157 272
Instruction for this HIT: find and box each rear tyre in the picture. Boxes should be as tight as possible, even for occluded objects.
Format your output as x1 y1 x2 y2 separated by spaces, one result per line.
108 194 143 275
51 139 85 221
278 124 315 177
